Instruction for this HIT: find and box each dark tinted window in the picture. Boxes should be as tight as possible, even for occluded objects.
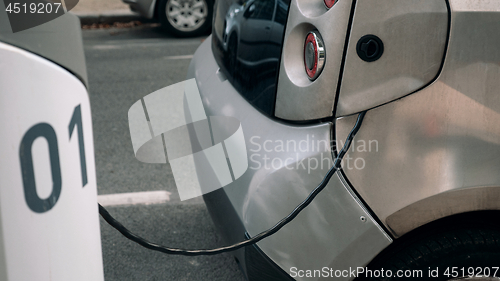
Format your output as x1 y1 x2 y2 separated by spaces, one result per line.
212 0 291 117
274 0 288 25
247 0 274 20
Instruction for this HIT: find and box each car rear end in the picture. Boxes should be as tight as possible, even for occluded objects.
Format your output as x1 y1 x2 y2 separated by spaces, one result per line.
188 1 391 280
188 0 500 280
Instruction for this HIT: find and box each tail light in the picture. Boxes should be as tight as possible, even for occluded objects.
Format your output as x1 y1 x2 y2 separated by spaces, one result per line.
324 0 337 9
304 31 325 81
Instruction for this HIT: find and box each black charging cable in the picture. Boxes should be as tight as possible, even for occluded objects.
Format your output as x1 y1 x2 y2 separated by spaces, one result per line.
99 111 366 256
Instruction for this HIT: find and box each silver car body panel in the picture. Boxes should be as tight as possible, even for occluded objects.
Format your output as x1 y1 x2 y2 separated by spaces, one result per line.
274 0 353 121
337 0 500 238
189 37 391 280
122 0 156 19
336 0 449 117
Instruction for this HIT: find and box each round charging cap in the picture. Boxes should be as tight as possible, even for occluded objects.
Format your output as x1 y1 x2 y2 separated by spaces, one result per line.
304 31 326 81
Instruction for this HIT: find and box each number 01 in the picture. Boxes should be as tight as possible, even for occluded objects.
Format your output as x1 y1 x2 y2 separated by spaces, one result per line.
19 105 87 213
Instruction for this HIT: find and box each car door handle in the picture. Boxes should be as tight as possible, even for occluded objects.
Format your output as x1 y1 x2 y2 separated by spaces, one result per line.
265 26 271 30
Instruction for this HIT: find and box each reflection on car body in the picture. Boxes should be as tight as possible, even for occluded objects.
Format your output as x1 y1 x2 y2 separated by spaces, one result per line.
213 0 290 116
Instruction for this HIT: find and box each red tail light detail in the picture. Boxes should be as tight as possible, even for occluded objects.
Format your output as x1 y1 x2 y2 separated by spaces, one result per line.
324 0 336 9
304 31 325 80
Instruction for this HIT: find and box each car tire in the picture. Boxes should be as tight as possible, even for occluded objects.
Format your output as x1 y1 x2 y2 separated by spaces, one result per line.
158 0 213 38
357 216 500 281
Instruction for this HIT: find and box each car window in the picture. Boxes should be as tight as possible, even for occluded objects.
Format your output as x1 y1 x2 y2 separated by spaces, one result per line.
247 0 275 21
212 0 291 117
274 0 289 26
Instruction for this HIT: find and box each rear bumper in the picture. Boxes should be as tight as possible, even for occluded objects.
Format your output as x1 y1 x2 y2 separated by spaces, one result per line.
187 36 392 281
203 189 294 281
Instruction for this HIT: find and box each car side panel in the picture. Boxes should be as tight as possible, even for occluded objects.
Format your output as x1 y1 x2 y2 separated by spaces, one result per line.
337 0 500 237
336 0 449 116
274 0 353 121
188 37 391 281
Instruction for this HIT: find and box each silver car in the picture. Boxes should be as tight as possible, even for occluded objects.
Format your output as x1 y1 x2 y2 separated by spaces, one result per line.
189 0 500 280
122 0 214 37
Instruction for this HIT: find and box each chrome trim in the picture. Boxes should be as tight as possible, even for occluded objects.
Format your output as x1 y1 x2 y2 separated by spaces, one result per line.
305 31 325 81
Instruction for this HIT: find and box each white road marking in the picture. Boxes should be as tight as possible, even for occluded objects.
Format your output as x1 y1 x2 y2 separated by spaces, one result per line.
98 190 172 207
91 45 121 50
164 55 194 60
89 39 203 50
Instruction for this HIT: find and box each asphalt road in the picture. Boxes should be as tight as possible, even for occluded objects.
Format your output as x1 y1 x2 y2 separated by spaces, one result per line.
83 24 246 281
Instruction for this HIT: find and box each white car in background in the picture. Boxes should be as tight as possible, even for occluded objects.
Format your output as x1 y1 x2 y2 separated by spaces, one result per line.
122 0 214 37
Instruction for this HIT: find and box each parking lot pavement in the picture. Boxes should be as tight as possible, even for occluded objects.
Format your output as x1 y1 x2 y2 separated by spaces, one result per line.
83 25 247 280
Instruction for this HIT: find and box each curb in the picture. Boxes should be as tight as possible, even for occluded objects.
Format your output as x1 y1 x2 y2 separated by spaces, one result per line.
72 9 154 25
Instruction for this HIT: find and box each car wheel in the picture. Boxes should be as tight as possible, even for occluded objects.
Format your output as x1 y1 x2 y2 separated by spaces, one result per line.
357 218 500 281
158 0 213 37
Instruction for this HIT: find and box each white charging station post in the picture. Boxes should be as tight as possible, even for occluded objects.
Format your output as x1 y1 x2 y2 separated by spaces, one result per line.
0 34 104 281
